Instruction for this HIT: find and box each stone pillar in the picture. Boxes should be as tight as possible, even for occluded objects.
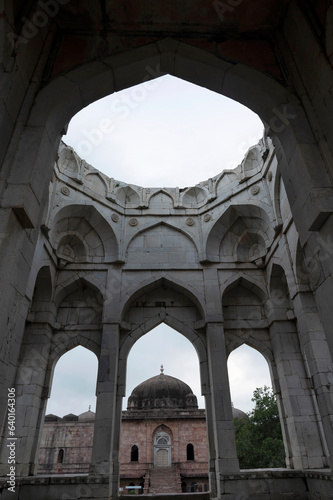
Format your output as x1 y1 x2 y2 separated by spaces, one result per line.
0 208 36 444
293 291 333 470
269 319 328 469
205 321 239 497
0 27 57 435
0 321 53 477
90 323 121 497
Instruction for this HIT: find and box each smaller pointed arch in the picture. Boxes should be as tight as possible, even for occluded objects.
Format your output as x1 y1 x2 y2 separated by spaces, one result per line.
131 445 139 462
268 264 292 311
57 142 83 183
187 443 195 461
84 171 109 196
294 240 311 288
57 449 64 464
215 170 238 197
239 144 263 181
54 271 106 308
182 186 207 207
116 186 140 207
148 189 175 208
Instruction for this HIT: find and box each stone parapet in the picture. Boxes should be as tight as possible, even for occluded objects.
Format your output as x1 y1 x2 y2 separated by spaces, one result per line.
1 470 332 499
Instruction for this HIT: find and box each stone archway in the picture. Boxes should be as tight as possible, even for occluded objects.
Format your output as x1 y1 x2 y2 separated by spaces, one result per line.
2 36 332 416
154 431 172 467
2 5 333 498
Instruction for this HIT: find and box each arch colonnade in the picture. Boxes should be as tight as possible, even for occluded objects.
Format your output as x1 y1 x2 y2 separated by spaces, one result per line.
1 136 333 498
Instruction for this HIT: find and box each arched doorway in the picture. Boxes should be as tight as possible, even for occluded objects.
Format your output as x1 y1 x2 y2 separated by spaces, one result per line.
154 431 172 467
38 346 98 474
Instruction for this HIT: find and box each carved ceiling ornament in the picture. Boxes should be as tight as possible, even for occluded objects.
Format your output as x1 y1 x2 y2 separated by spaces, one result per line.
250 185 260 196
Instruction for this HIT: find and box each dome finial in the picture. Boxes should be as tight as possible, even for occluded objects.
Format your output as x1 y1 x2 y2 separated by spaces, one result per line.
160 364 164 374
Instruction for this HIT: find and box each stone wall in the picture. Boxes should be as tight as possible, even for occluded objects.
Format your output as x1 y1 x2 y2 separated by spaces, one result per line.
38 410 209 492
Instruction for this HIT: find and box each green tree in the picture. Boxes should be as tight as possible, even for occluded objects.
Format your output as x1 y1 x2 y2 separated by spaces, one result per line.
234 386 286 469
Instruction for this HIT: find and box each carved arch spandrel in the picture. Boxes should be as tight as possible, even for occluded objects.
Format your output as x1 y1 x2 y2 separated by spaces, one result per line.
125 221 200 266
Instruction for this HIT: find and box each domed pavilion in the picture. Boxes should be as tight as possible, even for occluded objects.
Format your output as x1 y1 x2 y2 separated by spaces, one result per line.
38 368 247 494
119 367 246 494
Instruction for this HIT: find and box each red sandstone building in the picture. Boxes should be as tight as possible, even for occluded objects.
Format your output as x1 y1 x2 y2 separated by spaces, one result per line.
38 369 245 494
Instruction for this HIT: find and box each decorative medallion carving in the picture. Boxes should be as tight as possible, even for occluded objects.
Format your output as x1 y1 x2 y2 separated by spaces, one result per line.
203 214 211 222
250 186 260 196
186 217 195 226
61 186 70 196
111 213 119 222
129 218 138 227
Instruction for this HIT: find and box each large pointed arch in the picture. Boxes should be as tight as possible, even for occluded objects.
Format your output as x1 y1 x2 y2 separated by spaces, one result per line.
119 277 208 400
4 38 325 251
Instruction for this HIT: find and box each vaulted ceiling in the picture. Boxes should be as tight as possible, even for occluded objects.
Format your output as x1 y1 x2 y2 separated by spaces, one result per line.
9 0 328 84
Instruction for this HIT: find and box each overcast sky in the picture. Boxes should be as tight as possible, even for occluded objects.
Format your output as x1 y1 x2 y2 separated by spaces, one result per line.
46 75 271 418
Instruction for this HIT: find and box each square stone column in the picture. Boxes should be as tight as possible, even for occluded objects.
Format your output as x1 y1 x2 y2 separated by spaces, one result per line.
0 322 53 477
205 321 239 497
89 323 122 497
293 292 333 470
269 318 329 469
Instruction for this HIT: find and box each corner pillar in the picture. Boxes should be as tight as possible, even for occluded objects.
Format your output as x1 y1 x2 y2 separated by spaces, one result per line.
89 323 122 498
293 292 333 470
205 322 239 497
269 318 328 469
0 320 53 477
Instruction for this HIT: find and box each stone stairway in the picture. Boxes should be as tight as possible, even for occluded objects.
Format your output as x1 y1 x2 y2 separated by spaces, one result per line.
148 466 182 494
